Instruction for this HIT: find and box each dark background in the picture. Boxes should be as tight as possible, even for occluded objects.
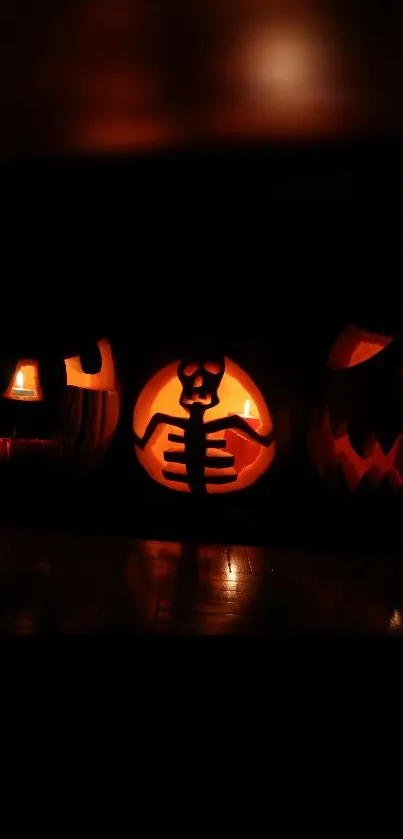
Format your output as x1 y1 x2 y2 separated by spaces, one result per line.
3 142 402 344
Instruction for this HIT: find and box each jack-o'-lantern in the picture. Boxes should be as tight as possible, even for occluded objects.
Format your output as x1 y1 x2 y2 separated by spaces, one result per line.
308 324 403 492
0 337 120 477
133 355 276 494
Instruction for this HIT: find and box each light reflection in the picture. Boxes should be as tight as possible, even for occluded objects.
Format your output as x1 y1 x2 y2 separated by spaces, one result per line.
389 609 403 631
244 25 328 103
224 547 239 584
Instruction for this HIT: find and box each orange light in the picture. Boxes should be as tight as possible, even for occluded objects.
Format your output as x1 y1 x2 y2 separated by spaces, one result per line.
3 360 43 402
133 357 274 494
64 338 116 390
348 339 392 367
328 326 393 369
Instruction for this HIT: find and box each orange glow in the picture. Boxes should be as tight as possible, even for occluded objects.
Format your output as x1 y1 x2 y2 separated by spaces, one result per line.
3 360 43 402
133 357 275 494
328 326 393 370
65 339 116 390
230 20 345 138
245 27 324 98
309 409 403 491
3 340 116 402
390 610 403 630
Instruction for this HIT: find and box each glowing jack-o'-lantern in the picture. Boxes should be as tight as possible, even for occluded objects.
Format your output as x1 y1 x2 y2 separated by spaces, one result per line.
0 338 120 473
308 324 403 491
133 356 275 494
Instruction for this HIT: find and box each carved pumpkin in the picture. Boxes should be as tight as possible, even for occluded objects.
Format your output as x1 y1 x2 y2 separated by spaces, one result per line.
308 324 403 492
0 336 120 477
133 355 276 495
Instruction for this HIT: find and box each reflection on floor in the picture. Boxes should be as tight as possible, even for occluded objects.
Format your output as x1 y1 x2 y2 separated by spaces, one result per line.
0 528 402 636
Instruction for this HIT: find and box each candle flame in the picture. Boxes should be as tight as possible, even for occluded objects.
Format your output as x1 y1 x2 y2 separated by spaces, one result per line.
4 360 43 401
243 399 250 417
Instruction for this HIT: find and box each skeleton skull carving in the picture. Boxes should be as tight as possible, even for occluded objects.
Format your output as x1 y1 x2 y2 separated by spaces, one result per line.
178 357 225 409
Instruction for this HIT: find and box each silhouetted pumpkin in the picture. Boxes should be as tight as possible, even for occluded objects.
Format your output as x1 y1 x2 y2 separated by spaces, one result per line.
0 336 120 478
308 324 403 492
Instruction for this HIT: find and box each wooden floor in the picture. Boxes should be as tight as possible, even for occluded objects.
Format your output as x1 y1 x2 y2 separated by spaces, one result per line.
0 528 402 636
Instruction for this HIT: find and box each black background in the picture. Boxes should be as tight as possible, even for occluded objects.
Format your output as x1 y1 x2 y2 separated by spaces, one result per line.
2 140 402 346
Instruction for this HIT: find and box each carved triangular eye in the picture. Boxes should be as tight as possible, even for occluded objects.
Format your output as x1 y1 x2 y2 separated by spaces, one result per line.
79 344 102 375
65 339 116 391
328 326 394 370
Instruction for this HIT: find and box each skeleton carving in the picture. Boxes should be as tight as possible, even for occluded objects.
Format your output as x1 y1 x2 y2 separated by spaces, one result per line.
133 356 274 495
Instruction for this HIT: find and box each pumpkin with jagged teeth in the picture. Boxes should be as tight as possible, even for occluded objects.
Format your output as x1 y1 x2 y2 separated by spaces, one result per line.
308 324 403 492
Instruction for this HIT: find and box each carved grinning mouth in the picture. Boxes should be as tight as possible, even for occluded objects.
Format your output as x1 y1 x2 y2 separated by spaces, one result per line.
313 408 403 490
328 403 403 459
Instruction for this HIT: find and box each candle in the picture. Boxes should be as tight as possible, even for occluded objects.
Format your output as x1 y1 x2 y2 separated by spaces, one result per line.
11 370 36 400
224 399 261 474
241 399 259 428
5 363 42 401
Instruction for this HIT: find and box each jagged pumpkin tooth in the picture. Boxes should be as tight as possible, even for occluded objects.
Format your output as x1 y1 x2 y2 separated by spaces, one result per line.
346 419 372 459
373 418 403 456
